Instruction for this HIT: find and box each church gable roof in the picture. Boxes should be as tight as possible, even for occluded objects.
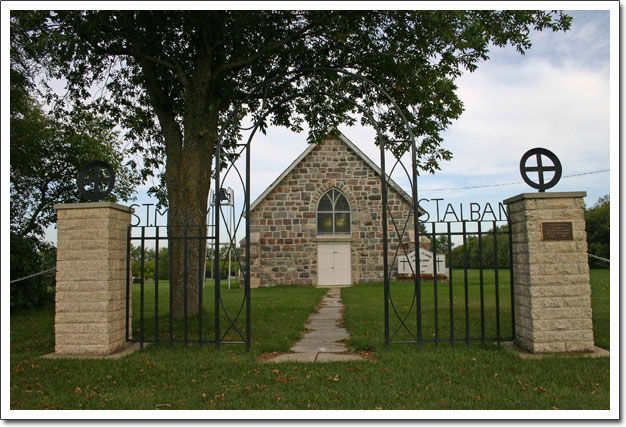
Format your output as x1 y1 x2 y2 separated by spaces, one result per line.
250 130 422 214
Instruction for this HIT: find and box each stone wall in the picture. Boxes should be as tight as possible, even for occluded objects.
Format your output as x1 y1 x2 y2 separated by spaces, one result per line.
54 202 132 355
505 192 594 353
246 135 414 286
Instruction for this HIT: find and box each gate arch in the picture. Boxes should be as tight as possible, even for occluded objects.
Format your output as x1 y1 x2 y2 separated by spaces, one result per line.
212 67 423 350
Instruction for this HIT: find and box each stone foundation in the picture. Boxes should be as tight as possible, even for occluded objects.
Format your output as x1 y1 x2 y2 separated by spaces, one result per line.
504 192 594 353
54 202 133 355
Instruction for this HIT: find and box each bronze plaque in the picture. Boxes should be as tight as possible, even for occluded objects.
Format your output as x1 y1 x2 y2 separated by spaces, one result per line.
541 221 573 241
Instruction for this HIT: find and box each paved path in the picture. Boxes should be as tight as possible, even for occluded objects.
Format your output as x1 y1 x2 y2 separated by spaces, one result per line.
267 288 364 363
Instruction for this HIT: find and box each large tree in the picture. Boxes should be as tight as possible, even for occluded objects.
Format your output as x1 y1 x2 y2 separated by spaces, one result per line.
11 10 571 317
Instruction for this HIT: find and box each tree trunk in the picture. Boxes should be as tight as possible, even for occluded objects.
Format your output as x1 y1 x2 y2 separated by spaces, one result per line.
166 105 217 320
167 174 210 320
138 45 221 320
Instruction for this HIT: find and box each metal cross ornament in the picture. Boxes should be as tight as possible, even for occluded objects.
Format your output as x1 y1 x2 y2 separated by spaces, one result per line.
519 148 562 192
77 160 116 201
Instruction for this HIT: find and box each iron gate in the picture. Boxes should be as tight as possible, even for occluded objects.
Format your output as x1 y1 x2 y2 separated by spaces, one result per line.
384 218 515 348
125 222 250 350
123 67 514 351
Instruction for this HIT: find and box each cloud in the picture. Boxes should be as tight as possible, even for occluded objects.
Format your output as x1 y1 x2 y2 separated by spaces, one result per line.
441 55 609 178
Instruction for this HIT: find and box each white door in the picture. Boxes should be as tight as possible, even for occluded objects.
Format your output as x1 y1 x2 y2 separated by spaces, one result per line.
317 243 351 286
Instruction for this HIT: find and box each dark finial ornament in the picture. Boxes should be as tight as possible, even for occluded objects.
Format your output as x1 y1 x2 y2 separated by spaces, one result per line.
519 148 562 192
77 160 116 201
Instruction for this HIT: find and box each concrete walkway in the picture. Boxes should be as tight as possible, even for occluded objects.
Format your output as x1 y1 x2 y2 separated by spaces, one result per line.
267 287 364 363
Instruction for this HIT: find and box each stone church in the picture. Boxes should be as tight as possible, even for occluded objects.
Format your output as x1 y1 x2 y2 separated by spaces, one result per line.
244 130 426 287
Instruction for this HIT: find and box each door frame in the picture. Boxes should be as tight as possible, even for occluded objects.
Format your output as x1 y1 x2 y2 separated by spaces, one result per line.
316 240 352 286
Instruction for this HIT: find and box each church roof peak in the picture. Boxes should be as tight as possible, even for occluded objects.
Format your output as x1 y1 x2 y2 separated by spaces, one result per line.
249 130 422 214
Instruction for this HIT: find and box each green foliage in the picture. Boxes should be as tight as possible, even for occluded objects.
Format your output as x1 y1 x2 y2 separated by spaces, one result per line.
11 10 572 205
10 86 140 239
10 233 56 310
451 224 511 269
131 247 162 280
205 247 240 279
129 245 239 280
585 195 609 269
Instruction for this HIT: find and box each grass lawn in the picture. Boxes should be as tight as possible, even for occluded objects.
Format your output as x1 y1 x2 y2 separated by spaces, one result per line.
9 270 610 410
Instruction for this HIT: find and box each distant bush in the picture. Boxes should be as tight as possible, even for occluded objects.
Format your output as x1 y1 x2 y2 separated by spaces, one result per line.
10 233 56 310
450 224 510 269
586 195 610 269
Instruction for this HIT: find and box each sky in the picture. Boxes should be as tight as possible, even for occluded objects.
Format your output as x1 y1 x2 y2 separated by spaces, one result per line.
113 8 613 246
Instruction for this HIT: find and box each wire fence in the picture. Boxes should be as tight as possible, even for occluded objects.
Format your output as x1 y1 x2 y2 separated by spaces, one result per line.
10 267 57 284
588 253 610 263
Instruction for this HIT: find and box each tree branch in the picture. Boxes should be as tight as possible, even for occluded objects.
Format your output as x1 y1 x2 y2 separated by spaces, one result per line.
16 179 51 238
213 22 315 77
137 58 183 163
98 47 190 89
168 56 191 89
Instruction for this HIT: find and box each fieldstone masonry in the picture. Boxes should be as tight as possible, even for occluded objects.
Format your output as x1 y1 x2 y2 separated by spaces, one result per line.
53 202 133 356
244 134 414 287
504 192 594 353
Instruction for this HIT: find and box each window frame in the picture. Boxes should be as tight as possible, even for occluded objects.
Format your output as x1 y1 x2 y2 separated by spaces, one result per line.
317 188 351 235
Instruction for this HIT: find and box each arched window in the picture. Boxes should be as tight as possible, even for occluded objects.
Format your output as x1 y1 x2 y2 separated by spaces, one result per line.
317 188 351 235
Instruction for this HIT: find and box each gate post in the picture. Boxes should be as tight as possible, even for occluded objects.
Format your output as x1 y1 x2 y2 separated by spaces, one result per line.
52 202 134 356
504 192 594 353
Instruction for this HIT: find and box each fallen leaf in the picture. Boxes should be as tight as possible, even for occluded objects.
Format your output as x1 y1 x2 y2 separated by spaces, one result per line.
276 376 287 383
271 369 280 374
155 403 172 409
74 387 81 393
476 396 482 401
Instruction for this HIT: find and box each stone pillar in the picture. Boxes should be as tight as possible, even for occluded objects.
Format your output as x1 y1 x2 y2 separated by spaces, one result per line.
53 202 133 355
504 192 594 353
